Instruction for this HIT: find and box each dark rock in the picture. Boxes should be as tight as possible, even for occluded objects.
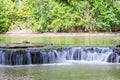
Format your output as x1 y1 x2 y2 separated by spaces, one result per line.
114 45 120 55
22 41 30 44
116 45 120 47
116 48 120 55
107 53 117 63
0 43 50 48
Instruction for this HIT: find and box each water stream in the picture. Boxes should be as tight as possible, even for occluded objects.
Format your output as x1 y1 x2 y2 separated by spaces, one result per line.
0 47 120 65
0 34 120 80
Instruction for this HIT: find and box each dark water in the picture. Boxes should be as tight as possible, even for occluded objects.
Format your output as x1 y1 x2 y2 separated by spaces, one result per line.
0 64 120 80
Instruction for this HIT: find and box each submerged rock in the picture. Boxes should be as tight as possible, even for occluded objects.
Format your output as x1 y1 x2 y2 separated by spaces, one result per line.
0 43 52 48
22 41 30 44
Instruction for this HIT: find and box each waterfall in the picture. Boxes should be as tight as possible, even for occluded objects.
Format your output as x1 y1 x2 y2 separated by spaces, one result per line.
26 50 32 64
0 47 120 65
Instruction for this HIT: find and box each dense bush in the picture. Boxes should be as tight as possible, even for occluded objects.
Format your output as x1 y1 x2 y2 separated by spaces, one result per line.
0 0 120 33
0 1 9 33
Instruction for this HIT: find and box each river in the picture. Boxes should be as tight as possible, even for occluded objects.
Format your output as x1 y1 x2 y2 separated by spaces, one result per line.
0 33 120 80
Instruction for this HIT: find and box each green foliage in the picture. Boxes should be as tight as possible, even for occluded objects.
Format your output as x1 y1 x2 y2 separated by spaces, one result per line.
0 0 120 33
32 0 50 32
89 0 120 31
0 1 9 33
0 12 9 33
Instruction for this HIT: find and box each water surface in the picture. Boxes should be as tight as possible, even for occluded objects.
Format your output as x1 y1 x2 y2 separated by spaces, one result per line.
0 34 120 80
0 64 120 80
0 34 120 46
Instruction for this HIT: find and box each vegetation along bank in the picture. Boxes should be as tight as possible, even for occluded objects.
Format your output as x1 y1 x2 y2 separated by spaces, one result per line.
0 0 120 33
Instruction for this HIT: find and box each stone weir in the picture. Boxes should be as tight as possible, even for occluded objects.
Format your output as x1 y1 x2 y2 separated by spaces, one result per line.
0 46 120 65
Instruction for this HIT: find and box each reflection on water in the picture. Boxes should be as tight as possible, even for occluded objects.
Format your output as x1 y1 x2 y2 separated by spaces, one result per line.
0 34 120 46
0 64 120 80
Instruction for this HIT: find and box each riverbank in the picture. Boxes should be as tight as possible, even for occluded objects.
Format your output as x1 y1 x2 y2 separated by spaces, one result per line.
3 26 120 36
1 32 120 36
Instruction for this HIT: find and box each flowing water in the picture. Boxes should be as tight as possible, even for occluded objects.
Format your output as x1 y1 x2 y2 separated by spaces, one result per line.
0 34 120 80
0 64 120 80
0 47 120 65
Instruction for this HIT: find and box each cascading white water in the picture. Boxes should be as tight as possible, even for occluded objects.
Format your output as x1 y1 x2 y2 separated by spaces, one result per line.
0 50 5 65
26 50 32 64
67 47 113 62
0 47 119 65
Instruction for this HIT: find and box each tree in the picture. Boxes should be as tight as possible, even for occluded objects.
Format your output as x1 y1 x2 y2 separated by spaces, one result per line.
0 1 9 32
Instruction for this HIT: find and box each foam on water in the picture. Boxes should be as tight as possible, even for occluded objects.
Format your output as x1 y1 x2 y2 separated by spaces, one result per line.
0 47 119 65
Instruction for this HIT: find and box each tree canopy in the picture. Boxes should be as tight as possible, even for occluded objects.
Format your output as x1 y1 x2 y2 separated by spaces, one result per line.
0 0 120 33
